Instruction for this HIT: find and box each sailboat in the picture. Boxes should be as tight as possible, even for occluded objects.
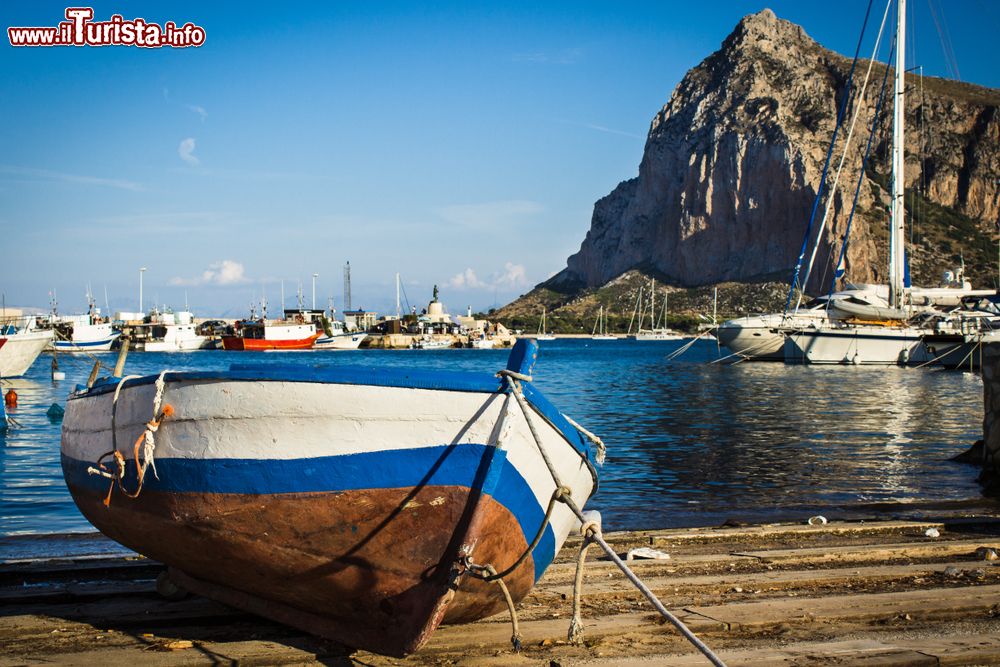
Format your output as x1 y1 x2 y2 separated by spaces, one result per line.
536 308 557 341
591 305 616 340
634 279 684 341
782 0 968 365
717 0 983 365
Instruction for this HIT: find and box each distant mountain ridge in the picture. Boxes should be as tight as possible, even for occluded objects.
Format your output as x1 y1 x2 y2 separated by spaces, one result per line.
543 8 1000 296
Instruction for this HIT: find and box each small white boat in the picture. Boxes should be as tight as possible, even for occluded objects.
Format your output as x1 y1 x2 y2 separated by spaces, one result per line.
412 335 453 350
144 311 212 352
314 319 367 350
0 316 54 377
469 335 496 349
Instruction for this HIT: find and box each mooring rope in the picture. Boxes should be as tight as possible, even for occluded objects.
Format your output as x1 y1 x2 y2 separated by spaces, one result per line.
88 371 175 506
477 368 727 666
665 332 711 363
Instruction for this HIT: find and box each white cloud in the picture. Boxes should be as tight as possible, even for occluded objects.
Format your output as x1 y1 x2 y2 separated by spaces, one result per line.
446 262 530 291
495 262 529 289
447 268 486 290
170 260 249 287
178 137 199 165
435 200 544 229
186 104 207 121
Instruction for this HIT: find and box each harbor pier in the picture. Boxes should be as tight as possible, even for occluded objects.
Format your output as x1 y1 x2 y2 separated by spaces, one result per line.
3 518 1000 665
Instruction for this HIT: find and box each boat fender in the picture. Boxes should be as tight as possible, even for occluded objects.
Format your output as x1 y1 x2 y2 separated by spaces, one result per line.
4 389 17 408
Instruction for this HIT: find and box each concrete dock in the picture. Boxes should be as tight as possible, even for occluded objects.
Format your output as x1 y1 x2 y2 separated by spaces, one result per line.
3 518 1000 665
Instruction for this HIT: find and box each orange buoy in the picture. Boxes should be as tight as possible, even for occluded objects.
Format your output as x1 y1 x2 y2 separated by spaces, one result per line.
4 389 17 408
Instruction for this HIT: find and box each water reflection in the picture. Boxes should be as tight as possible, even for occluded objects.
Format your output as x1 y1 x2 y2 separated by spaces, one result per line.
0 340 991 535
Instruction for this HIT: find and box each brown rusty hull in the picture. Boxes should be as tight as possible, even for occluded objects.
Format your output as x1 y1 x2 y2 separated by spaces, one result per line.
66 482 535 656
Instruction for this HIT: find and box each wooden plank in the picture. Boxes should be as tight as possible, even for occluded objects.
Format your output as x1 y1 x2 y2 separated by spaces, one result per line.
731 538 997 564
592 635 1000 667
538 560 992 601
684 583 1000 630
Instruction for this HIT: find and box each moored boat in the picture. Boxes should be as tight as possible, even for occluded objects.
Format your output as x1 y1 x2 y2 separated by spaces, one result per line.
143 311 212 352
591 306 617 340
59 340 599 656
221 319 319 350
411 335 454 349
0 316 53 377
313 318 367 350
536 308 556 341
469 334 496 349
42 313 119 352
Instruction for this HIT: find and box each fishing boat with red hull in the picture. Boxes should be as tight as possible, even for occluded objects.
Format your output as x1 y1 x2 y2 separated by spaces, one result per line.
59 340 599 656
221 318 319 350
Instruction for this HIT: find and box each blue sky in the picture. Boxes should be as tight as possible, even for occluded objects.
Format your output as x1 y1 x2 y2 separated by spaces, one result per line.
2 1 997 317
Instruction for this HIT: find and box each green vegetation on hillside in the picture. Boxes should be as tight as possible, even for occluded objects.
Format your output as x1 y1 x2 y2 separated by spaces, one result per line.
867 167 998 288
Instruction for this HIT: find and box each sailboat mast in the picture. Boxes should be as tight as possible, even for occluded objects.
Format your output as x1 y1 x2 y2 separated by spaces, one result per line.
663 289 668 329
649 278 655 329
889 0 907 309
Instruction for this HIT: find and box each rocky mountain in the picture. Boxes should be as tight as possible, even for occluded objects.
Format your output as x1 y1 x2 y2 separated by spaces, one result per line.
547 8 1000 296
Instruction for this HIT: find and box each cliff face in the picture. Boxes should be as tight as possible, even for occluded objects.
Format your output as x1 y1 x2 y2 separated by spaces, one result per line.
554 9 1000 292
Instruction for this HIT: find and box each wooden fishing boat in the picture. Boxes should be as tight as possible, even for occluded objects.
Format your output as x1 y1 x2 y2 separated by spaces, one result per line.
221 319 319 350
60 340 599 656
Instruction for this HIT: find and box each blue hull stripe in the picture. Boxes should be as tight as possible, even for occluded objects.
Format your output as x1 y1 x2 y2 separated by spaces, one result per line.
55 337 117 349
62 443 557 581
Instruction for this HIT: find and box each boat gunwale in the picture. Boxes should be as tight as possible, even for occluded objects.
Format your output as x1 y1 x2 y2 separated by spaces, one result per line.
68 363 601 484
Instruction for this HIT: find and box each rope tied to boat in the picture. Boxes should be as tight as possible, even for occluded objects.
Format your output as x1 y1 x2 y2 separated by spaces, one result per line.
87 371 175 507
492 367 727 666
462 560 523 653
568 518 599 645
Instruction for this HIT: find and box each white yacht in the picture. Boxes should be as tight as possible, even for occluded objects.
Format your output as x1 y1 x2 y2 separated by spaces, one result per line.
715 286 882 361
0 315 54 377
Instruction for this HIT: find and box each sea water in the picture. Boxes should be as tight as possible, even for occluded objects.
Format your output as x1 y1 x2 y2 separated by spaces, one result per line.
0 339 992 536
